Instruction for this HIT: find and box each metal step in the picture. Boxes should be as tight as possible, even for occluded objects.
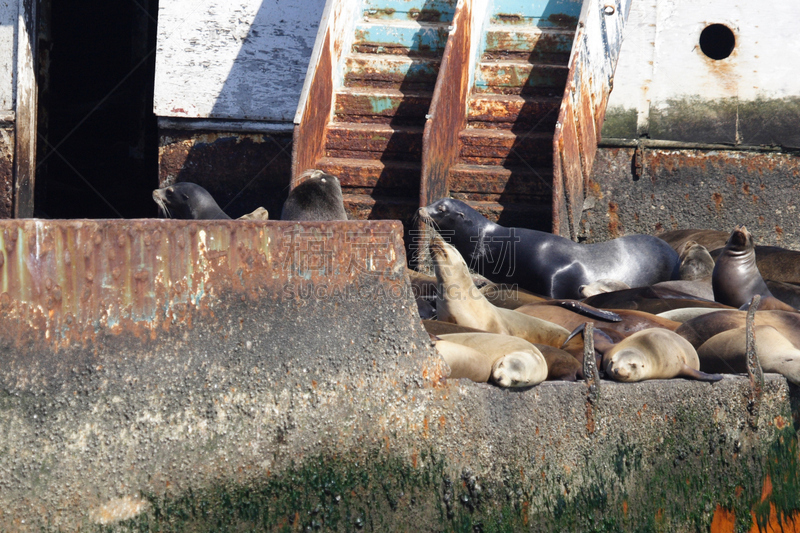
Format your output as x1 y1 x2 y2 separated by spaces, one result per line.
467 93 561 131
483 25 574 63
353 20 450 56
333 86 432 123
448 163 552 202
459 199 553 231
489 0 581 28
361 0 456 23
344 53 440 90
325 122 423 161
317 157 420 192
474 60 569 95
342 192 420 222
458 129 552 165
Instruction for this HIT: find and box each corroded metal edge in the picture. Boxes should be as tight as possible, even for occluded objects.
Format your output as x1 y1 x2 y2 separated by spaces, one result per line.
0 219 408 354
552 0 632 238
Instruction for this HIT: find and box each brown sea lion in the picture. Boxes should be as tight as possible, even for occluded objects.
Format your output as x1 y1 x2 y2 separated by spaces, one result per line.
676 241 715 281
602 329 722 383
676 309 800 350
712 225 795 311
709 245 800 286
657 229 730 254
696 325 800 384
515 304 679 337
429 232 569 347
434 333 548 387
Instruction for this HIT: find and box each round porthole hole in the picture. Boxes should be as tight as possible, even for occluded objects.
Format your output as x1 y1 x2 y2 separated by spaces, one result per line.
699 24 735 60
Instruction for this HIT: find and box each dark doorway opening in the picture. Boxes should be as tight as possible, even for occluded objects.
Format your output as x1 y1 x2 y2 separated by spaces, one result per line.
35 0 160 218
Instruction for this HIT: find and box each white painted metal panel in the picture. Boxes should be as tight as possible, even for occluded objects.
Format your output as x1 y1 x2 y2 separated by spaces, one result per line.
604 0 800 144
154 0 326 123
0 0 18 114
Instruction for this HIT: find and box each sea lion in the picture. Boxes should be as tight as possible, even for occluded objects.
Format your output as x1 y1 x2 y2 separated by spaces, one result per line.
434 332 548 387
712 225 795 311
676 241 715 281
281 169 348 221
516 304 677 337
152 182 231 220
657 229 730 254
696 325 800 384
603 329 723 383
656 307 722 323
535 344 583 381
418 198 680 299
480 283 546 310
579 279 630 297
237 207 269 220
709 245 800 286
422 319 582 381
429 231 569 347
676 309 800 350
765 280 800 310
582 286 731 314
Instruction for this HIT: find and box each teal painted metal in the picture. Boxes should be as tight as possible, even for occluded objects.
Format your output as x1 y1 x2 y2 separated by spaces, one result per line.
362 0 457 21
354 21 451 53
490 0 583 27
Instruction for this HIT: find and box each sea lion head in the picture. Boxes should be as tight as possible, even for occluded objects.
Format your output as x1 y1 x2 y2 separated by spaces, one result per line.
281 170 347 221
152 182 226 220
491 350 547 388
677 240 714 281
417 198 485 233
604 348 648 382
429 232 473 285
725 225 753 252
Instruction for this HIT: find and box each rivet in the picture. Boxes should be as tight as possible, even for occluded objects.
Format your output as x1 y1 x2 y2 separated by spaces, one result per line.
603 5 615 15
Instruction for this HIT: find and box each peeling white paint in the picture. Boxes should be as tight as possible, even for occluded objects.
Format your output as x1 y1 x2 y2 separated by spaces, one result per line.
607 0 800 123
154 0 326 122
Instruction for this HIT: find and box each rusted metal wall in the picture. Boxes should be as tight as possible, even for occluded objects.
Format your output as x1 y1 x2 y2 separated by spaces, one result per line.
420 0 486 206
13 0 37 218
583 145 800 248
292 0 362 185
0 125 14 218
551 0 631 239
158 129 293 219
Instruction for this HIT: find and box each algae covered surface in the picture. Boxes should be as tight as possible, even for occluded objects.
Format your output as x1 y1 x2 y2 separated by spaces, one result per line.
93 395 800 532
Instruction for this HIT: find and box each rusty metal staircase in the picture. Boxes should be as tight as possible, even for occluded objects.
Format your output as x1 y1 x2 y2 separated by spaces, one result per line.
295 0 632 240
293 0 456 227
449 4 578 229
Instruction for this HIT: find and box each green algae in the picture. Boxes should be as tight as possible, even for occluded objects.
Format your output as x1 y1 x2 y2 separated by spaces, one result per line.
89 420 800 532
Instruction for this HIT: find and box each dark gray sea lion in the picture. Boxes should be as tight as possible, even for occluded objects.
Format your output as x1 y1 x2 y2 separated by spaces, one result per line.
153 182 231 220
418 198 680 299
712 225 795 311
281 169 347 221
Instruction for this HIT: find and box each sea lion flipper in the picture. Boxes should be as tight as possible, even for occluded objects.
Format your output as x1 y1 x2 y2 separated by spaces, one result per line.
552 300 622 322
678 364 724 382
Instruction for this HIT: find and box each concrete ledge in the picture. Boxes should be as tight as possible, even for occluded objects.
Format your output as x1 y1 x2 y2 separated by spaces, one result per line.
1 220 799 530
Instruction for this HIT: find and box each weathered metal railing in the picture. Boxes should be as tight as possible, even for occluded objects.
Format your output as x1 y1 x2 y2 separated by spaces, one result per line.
291 0 361 185
552 0 632 239
420 0 489 206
